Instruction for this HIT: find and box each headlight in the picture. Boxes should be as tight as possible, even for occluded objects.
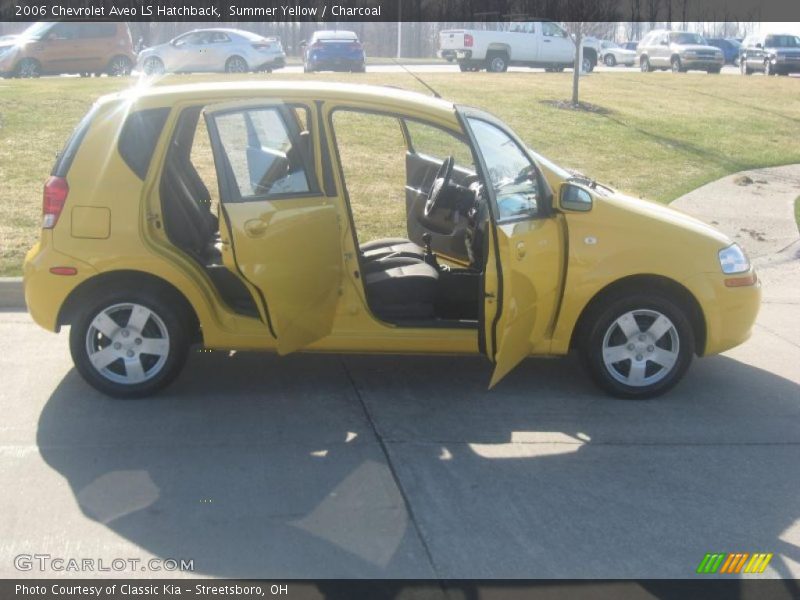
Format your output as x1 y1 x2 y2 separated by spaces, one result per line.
719 243 750 274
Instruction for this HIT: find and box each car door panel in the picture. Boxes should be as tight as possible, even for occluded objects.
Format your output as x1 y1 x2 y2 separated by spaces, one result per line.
485 217 564 387
204 102 342 354
461 109 565 387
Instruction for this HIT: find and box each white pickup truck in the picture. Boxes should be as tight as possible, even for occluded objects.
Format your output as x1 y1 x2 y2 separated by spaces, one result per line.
439 22 599 73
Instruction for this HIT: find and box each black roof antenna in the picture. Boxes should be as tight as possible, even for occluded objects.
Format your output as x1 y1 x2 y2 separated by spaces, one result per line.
390 57 442 99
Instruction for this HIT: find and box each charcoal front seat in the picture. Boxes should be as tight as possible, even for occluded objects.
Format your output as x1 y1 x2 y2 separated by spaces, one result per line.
363 256 439 320
360 237 424 263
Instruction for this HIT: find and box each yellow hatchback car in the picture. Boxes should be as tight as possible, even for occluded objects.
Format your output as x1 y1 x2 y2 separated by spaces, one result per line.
24 82 760 399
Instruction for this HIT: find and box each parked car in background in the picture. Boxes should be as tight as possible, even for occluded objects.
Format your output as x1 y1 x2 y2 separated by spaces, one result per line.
740 33 800 76
23 82 760 400
705 38 741 65
138 28 285 75
0 21 134 78
439 22 599 73
301 30 366 73
638 30 724 73
621 41 639 52
599 40 636 67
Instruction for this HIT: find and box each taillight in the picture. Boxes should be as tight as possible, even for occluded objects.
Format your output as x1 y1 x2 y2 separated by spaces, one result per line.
464 34 474 47
42 176 68 229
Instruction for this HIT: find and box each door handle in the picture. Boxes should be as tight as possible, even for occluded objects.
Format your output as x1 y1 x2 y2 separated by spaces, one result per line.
244 219 268 237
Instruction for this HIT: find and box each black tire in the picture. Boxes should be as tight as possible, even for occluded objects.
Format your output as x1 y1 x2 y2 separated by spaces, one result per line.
740 57 752 75
16 58 41 78
225 55 249 73
69 287 191 399
707 67 721 74
580 292 695 399
486 51 509 73
640 56 651 72
604 54 616 67
671 57 684 73
459 62 470 72
582 54 595 73
764 60 775 76
143 56 165 75
107 55 133 76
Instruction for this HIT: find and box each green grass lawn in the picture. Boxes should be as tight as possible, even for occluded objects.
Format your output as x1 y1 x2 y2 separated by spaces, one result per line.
1 70 799 276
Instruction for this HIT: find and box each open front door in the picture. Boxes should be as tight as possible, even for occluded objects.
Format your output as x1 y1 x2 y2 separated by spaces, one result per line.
205 101 342 354
461 110 565 387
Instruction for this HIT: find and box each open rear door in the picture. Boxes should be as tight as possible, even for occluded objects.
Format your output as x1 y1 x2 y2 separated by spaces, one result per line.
205 101 342 354
461 109 564 387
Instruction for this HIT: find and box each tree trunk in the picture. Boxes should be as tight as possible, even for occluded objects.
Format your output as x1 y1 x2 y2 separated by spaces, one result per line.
572 29 582 106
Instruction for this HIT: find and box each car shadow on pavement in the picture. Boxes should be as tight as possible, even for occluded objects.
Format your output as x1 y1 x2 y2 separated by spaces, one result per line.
37 350 800 589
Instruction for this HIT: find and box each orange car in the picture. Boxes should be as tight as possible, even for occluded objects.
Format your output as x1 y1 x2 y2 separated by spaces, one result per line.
0 21 135 78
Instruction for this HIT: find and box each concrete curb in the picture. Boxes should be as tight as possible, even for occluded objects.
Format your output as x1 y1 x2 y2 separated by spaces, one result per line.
0 277 25 310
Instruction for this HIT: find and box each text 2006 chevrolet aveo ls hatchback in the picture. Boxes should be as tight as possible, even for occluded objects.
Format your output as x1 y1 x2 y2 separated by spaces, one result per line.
24 82 760 399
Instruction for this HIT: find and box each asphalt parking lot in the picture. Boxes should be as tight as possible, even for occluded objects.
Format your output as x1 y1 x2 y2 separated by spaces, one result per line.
1 245 799 580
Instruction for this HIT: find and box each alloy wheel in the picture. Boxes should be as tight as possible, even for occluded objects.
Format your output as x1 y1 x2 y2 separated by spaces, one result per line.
601 309 680 388
226 57 248 73
84 303 170 386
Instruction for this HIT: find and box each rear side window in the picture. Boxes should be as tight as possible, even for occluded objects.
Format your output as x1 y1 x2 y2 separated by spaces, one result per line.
118 108 171 179
52 103 101 177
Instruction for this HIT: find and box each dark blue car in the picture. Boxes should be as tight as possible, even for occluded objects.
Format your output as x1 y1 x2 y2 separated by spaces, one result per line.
706 38 741 65
302 30 366 73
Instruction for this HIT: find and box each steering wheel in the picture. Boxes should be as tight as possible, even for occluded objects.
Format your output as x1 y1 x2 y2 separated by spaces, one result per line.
424 156 455 217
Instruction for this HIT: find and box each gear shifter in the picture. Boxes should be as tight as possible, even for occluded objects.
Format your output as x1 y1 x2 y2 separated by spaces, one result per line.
422 233 440 270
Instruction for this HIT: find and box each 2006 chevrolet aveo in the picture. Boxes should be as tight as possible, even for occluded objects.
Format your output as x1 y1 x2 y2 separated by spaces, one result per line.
24 82 760 399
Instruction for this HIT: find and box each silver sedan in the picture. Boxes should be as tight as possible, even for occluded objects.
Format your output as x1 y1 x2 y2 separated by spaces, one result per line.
138 29 286 75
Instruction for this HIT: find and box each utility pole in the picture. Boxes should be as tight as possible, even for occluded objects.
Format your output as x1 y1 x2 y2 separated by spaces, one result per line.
397 0 403 58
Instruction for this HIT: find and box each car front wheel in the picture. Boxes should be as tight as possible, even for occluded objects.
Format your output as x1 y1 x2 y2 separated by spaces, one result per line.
69 291 191 398
581 293 694 399
640 57 651 72
604 54 616 67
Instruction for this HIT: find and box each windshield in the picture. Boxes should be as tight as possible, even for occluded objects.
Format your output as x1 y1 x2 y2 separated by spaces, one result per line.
670 33 707 45
766 35 800 48
20 22 53 40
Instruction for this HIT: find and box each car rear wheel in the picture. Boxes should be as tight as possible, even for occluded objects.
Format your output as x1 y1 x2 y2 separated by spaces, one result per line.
16 58 41 78
604 54 616 67
640 56 651 72
225 55 249 73
764 60 775 76
143 56 165 75
581 293 694 399
107 55 133 76
486 52 509 73
69 291 191 398
582 56 595 73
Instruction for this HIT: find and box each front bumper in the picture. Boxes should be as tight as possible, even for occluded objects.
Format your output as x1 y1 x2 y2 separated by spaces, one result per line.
683 269 761 356
308 57 364 71
773 57 800 73
681 57 725 70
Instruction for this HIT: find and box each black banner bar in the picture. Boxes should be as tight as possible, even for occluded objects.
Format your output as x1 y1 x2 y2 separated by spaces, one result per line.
2 0 800 22
2 580 800 600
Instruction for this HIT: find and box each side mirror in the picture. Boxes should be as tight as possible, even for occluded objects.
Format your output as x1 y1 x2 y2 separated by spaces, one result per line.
560 184 593 212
